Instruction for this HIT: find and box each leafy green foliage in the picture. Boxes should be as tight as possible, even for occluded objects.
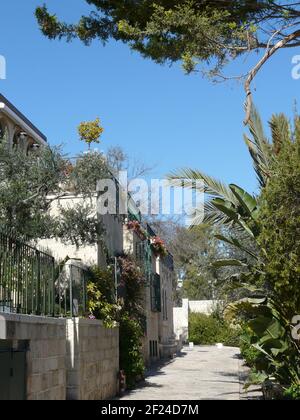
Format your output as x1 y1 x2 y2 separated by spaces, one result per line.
284 384 300 400
117 255 147 386
169 109 300 393
0 142 67 238
78 117 104 150
86 266 119 327
56 203 104 248
69 151 110 196
0 141 109 245
258 118 300 318
189 312 240 347
35 1 300 76
86 263 146 386
229 297 300 389
119 314 145 389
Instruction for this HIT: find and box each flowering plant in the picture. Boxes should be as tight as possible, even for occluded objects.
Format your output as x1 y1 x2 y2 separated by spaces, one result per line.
150 236 168 258
127 220 147 240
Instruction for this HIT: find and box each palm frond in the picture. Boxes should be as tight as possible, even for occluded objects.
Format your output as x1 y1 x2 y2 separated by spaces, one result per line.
269 113 291 154
244 107 272 188
167 168 238 204
294 115 300 145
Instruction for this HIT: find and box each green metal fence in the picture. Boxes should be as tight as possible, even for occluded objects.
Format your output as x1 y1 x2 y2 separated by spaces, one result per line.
0 231 90 318
0 230 55 316
56 263 89 318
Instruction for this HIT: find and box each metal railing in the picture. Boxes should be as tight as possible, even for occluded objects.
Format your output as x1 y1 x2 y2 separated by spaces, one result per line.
0 230 55 316
56 263 89 318
0 230 90 318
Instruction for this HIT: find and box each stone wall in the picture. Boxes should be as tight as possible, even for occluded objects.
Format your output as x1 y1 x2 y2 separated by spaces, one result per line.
66 319 119 400
0 313 66 400
0 314 120 400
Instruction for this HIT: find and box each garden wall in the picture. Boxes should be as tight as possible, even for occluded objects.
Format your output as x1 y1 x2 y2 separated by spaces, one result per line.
173 299 189 343
189 300 219 315
0 313 66 400
173 299 221 343
0 314 119 400
66 319 119 400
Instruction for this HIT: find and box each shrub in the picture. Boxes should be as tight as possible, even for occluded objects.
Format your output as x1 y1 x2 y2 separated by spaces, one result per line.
258 122 300 319
87 258 146 389
86 267 119 327
284 384 300 400
189 313 240 346
240 337 263 369
119 313 145 389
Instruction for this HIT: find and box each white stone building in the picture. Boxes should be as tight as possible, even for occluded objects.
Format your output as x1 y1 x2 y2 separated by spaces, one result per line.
0 93 47 150
0 94 179 400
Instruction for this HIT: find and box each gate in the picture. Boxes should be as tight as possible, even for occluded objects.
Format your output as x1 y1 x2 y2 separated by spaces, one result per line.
0 344 26 400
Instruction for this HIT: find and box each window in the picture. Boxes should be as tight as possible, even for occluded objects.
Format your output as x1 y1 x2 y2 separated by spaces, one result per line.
163 290 168 321
150 274 161 312
149 340 158 358
135 242 144 262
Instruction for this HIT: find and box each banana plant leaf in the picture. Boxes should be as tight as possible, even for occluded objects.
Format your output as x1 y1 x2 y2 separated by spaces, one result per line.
248 316 286 341
229 184 259 219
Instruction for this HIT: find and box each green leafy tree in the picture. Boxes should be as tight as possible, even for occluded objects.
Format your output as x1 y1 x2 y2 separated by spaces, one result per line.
78 117 104 150
0 142 66 238
258 114 300 319
0 141 108 245
169 109 300 392
36 1 300 123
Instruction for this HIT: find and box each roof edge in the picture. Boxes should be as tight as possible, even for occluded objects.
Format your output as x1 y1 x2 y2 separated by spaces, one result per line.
0 93 47 142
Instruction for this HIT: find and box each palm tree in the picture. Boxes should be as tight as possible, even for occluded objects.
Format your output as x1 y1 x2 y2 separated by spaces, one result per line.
167 108 294 265
168 110 300 389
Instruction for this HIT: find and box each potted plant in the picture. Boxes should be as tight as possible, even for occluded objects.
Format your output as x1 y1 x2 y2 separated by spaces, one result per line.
150 236 168 258
127 220 147 241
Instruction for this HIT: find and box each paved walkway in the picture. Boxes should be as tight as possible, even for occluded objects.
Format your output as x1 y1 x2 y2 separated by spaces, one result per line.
119 346 261 401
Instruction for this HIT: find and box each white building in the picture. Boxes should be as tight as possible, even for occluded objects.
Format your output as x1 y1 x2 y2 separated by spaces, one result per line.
0 93 47 151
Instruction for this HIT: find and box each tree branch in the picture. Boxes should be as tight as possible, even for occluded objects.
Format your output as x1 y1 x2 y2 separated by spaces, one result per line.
244 28 300 125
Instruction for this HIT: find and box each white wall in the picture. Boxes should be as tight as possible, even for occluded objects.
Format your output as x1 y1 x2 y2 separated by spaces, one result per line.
189 300 219 315
173 299 221 343
173 299 189 343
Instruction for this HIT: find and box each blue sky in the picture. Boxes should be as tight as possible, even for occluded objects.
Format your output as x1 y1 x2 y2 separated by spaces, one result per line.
0 0 299 194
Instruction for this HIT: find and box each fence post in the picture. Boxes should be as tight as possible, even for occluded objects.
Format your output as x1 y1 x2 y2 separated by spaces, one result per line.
36 250 41 315
52 258 55 317
69 265 73 318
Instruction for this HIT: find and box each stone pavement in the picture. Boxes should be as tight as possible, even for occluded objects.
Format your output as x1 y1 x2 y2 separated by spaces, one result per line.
118 346 262 401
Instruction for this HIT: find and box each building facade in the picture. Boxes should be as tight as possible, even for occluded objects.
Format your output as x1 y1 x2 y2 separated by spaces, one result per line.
0 95 179 400
0 94 47 151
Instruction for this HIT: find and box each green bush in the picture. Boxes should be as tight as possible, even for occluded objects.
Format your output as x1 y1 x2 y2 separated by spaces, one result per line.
240 339 262 369
189 313 240 346
86 267 118 327
119 313 145 389
284 384 300 400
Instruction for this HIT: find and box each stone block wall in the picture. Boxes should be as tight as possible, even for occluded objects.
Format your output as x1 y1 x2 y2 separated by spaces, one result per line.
0 314 120 401
66 319 119 400
0 314 66 400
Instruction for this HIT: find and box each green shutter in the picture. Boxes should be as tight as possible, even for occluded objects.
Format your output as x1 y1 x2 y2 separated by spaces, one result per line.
151 274 161 312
